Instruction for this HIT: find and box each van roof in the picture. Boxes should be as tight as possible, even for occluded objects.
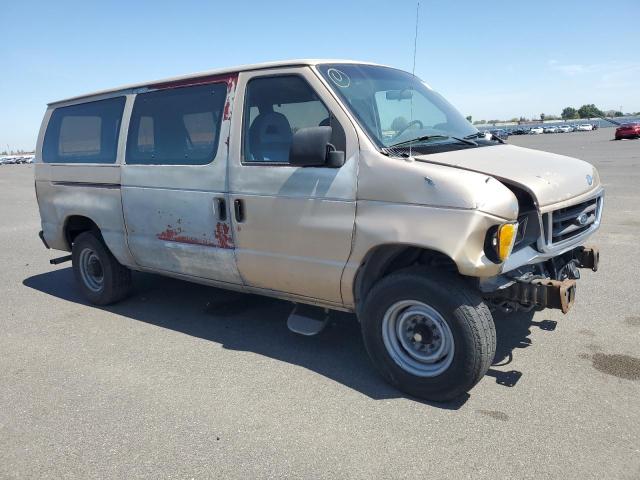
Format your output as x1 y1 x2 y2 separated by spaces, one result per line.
49 59 384 106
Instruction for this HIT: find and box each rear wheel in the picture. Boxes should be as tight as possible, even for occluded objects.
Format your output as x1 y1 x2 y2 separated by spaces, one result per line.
360 269 496 401
72 231 132 305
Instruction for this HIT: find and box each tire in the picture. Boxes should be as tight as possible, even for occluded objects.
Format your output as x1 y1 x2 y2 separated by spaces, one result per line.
360 269 496 402
72 231 132 305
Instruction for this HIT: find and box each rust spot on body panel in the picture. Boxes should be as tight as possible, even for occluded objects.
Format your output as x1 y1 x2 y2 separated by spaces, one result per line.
157 222 234 249
223 98 232 121
214 222 234 249
157 226 216 247
222 76 237 121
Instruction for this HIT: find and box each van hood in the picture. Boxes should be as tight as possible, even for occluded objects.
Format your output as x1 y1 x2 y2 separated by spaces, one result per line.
414 144 599 207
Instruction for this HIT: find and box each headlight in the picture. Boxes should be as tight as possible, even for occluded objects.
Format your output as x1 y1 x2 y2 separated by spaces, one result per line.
485 222 519 263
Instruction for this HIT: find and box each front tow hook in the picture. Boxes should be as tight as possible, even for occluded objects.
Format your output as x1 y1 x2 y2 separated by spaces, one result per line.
487 278 577 314
577 246 599 272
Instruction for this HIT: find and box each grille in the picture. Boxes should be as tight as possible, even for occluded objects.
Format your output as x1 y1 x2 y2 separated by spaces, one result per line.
544 196 602 245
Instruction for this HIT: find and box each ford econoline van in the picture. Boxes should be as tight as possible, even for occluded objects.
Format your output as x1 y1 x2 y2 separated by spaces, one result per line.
35 60 603 401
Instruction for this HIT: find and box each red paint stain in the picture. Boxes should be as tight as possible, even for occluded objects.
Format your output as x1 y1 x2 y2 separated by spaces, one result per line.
214 222 234 249
157 226 216 247
149 73 238 122
223 76 237 121
149 73 238 91
223 94 233 120
157 222 234 249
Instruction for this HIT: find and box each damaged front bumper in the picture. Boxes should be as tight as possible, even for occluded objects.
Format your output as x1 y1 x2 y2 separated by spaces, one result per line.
482 246 599 314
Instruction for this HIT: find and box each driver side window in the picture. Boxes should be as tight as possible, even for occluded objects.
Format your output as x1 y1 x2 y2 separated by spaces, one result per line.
242 75 345 164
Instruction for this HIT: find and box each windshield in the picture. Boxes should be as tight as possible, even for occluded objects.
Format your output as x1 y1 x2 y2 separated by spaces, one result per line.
317 64 479 149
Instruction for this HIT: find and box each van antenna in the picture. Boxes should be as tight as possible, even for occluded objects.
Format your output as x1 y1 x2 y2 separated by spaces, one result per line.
409 1 420 158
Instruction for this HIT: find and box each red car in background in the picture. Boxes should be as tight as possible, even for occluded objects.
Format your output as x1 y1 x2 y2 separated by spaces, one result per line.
615 122 640 140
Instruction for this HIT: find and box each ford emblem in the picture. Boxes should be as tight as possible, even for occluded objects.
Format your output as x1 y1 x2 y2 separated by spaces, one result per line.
577 213 589 225
586 174 593 186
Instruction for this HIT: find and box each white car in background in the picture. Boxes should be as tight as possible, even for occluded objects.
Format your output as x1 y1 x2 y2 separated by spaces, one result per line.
557 125 572 133
577 124 594 131
530 126 544 134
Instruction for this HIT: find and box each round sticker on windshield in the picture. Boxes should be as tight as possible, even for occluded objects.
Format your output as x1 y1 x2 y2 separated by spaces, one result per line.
327 68 350 88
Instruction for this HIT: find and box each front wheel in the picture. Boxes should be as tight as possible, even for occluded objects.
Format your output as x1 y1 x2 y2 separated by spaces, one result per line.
360 269 496 402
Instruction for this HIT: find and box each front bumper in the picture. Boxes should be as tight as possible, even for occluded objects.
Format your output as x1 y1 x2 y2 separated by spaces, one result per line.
483 246 599 313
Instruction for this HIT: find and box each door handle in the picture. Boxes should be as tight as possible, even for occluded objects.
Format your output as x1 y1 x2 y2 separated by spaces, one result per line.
234 199 245 222
215 198 227 221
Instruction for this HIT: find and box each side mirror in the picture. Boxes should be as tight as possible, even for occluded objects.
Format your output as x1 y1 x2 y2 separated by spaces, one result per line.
289 126 345 167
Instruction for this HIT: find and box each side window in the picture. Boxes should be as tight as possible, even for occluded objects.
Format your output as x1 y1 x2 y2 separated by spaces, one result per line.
126 83 227 165
243 75 345 164
43 97 125 164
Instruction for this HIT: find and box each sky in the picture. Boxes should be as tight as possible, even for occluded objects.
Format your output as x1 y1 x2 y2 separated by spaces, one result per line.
1 0 639 151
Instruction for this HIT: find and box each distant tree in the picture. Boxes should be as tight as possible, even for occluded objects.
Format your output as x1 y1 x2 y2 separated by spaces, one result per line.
545 115 560 121
488 119 500 125
473 120 487 125
578 104 603 119
613 111 624 117
508 117 519 123
466 115 472 123
519 116 529 123
561 107 578 120
540 113 546 121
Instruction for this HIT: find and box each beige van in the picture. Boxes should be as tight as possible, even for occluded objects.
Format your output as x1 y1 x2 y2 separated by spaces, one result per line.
35 60 603 401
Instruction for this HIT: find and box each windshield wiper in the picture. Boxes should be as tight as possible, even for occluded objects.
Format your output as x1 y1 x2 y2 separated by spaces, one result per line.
387 134 448 148
450 136 478 146
463 132 484 140
387 134 476 149
464 131 505 144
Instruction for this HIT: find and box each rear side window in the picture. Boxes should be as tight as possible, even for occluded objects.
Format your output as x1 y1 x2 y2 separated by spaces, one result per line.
43 97 125 164
126 83 227 165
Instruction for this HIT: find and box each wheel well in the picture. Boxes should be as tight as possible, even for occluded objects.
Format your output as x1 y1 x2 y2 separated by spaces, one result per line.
353 245 458 314
64 216 100 248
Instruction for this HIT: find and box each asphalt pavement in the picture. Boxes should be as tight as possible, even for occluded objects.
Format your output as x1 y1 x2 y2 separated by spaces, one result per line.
1 128 638 479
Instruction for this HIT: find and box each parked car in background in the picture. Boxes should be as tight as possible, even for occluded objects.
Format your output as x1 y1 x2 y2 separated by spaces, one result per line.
489 128 509 140
543 126 559 133
511 127 529 135
530 126 544 134
615 122 640 140
557 125 572 133
577 124 594 131
0 155 36 164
